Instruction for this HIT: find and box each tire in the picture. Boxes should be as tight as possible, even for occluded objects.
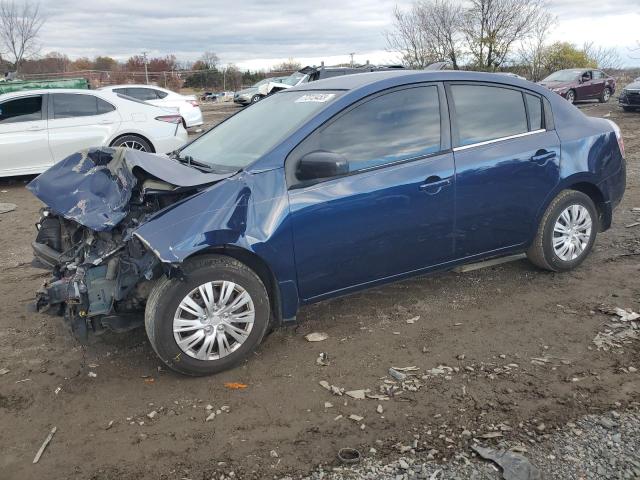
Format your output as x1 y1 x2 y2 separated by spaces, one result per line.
599 87 611 103
145 255 270 376
250 94 263 104
527 190 598 272
565 90 576 104
111 135 153 152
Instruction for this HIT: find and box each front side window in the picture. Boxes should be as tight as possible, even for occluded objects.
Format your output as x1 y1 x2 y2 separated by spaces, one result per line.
52 94 101 119
452 85 528 146
299 86 441 173
0 96 43 123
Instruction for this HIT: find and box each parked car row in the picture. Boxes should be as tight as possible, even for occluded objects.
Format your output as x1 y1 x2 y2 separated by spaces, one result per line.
538 68 616 104
0 88 188 177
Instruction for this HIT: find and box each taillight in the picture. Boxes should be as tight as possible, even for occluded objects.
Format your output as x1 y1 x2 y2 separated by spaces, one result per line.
606 119 624 157
189 100 199 107
155 115 183 124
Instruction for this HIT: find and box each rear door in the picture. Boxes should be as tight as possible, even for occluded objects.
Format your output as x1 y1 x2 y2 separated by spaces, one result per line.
0 94 52 175
591 70 606 98
47 93 121 161
449 83 560 258
288 84 456 300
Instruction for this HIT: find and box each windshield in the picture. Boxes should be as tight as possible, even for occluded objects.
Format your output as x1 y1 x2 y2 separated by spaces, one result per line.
179 90 341 170
280 72 307 86
543 70 581 82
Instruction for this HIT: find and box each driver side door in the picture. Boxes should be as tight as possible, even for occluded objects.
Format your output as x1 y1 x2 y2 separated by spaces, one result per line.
287 84 456 301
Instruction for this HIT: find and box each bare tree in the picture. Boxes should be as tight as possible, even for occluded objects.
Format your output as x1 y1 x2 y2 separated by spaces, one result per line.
582 42 623 71
462 0 546 71
0 0 45 72
416 0 464 69
518 9 556 80
385 5 433 68
200 50 219 70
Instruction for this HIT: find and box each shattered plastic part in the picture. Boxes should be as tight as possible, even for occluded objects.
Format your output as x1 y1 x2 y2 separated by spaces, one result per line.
472 445 542 480
27 147 232 232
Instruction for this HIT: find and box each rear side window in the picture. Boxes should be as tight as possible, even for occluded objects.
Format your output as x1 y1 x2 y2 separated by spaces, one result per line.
97 98 116 114
525 93 543 130
451 85 528 146
52 94 102 119
302 86 441 173
154 89 169 99
0 96 43 123
113 88 128 95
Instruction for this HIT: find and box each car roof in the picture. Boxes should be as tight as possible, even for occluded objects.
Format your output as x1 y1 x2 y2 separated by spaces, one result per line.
100 84 171 92
0 88 113 100
288 70 544 93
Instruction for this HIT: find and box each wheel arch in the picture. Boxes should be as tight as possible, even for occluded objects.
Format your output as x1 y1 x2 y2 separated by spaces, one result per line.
534 176 610 241
183 245 284 327
109 132 156 153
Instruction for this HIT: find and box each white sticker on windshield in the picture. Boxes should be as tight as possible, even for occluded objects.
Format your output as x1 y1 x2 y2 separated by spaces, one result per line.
295 93 336 103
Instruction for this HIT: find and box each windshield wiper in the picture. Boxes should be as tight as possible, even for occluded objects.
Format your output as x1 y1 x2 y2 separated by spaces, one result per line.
169 151 216 173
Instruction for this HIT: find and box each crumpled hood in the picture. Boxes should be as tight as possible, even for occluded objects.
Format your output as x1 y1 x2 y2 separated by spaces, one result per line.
27 147 233 232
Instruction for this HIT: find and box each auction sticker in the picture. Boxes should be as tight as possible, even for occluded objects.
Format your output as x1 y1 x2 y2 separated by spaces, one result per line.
295 93 336 103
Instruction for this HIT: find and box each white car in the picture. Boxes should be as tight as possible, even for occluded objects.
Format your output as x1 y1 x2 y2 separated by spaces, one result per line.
0 88 188 177
100 85 204 128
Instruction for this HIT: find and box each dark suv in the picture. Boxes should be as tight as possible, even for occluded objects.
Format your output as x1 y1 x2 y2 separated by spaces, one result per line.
618 78 640 112
538 69 615 104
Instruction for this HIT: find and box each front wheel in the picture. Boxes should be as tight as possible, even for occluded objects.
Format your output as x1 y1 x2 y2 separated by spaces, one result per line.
565 90 576 104
145 255 270 376
527 190 598 272
250 94 263 104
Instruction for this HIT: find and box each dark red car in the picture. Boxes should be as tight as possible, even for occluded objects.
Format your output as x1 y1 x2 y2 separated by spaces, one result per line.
538 69 615 104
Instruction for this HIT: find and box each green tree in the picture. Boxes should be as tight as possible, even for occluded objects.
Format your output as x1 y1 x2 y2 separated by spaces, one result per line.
542 42 595 74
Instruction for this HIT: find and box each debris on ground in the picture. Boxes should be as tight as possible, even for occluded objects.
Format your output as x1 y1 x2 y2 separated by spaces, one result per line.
406 316 420 324
224 382 248 389
316 352 330 366
0 203 16 214
593 306 639 351
348 414 364 422
105 420 114 430
147 410 158 419
0 367 9 375
625 222 640 228
346 389 369 400
472 444 542 480
305 332 329 342
319 380 344 396
33 427 57 464
337 447 361 464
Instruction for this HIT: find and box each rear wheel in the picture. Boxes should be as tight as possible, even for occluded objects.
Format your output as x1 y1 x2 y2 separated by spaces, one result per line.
527 190 598 272
145 255 270 376
600 87 611 103
111 135 152 152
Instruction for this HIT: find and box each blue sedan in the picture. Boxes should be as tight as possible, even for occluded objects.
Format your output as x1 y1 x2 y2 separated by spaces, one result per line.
29 70 626 375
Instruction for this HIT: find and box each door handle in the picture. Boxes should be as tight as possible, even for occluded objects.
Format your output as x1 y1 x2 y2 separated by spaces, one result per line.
27 125 44 131
419 176 452 195
530 150 556 166
99 119 113 125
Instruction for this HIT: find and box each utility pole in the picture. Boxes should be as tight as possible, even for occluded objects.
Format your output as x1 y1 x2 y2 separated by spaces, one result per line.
349 52 355 67
142 51 149 84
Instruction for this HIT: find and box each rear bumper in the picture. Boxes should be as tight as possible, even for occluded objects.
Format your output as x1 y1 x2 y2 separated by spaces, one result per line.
598 156 626 230
182 108 204 128
153 128 189 154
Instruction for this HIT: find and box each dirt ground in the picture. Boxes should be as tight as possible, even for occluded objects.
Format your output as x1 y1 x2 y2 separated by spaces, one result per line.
0 99 639 480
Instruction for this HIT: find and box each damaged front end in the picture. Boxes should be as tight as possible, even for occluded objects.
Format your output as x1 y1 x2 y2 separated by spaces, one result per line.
28 147 232 342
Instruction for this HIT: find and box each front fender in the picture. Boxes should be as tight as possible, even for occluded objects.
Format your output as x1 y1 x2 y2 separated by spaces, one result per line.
133 168 301 319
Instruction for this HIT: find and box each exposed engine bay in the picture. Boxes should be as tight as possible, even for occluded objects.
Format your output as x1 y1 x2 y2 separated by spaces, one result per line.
28 147 233 341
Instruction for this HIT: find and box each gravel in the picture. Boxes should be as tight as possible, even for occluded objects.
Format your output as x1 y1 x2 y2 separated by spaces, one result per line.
292 407 640 480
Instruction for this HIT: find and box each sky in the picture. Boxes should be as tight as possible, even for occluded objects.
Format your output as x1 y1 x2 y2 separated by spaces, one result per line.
37 0 640 70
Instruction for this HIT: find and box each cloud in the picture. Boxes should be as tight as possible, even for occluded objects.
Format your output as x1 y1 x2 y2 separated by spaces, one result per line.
36 0 640 69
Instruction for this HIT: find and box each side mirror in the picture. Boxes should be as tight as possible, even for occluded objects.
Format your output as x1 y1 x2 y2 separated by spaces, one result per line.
296 150 349 181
